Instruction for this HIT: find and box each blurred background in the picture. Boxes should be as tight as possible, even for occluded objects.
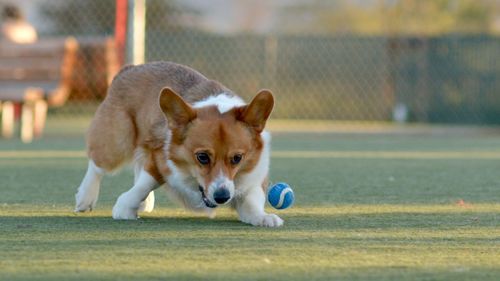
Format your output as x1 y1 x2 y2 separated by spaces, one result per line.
2 0 500 124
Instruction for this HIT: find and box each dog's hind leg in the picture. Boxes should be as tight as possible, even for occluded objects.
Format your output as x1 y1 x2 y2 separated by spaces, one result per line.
75 104 136 212
74 160 105 212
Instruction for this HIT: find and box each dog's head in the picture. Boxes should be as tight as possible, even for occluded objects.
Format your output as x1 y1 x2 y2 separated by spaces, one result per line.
159 88 274 208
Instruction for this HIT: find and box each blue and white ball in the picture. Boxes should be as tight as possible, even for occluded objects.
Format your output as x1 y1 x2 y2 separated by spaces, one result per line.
267 182 294 210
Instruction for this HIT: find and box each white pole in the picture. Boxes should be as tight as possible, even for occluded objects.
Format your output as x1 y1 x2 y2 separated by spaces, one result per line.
129 0 146 65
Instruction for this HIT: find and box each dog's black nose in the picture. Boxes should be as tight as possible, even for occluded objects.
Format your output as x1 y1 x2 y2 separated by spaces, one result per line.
213 188 230 204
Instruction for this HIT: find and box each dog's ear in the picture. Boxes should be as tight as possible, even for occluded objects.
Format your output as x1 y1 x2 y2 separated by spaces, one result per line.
236 89 274 133
159 87 196 127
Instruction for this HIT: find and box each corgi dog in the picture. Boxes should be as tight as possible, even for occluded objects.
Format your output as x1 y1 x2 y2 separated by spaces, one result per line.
74 61 283 227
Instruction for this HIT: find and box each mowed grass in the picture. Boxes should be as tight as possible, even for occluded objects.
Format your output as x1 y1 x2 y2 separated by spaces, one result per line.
0 119 500 280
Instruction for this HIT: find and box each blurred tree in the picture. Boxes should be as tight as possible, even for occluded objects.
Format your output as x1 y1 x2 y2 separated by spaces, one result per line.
454 0 492 32
146 0 201 31
37 0 200 36
276 0 497 35
38 0 115 36
383 0 492 35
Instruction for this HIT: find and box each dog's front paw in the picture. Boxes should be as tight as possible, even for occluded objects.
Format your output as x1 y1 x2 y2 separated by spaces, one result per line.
112 193 139 220
242 213 284 227
74 192 97 212
74 185 99 212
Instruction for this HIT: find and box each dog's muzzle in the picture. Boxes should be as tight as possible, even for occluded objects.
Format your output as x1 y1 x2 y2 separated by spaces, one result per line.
199 185 217 208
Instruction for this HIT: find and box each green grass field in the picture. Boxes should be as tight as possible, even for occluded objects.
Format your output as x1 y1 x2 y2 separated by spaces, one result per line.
1 119 499 280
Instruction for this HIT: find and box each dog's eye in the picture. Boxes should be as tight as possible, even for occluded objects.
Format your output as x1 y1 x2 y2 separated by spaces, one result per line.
196 153 210 165
231 154 243 165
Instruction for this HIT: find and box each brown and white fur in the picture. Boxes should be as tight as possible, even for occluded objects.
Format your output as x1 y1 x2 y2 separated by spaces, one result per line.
74 61 283 227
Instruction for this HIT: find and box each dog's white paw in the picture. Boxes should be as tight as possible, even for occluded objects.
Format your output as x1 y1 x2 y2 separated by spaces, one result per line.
74 191 97 212
243 213 284 227
138 201 153 213
112 193 139 220
138 191 155 213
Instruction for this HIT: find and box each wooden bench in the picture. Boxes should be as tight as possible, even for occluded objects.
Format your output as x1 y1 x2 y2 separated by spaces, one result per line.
0 37 78 142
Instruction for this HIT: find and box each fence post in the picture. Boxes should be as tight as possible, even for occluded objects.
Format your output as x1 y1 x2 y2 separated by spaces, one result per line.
127 0 146 65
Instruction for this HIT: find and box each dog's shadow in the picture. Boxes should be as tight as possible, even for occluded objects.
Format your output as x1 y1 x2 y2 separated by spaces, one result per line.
3 207 496 233
1 212 250 234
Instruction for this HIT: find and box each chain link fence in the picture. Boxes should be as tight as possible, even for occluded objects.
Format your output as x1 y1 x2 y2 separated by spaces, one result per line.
2 0 500 124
